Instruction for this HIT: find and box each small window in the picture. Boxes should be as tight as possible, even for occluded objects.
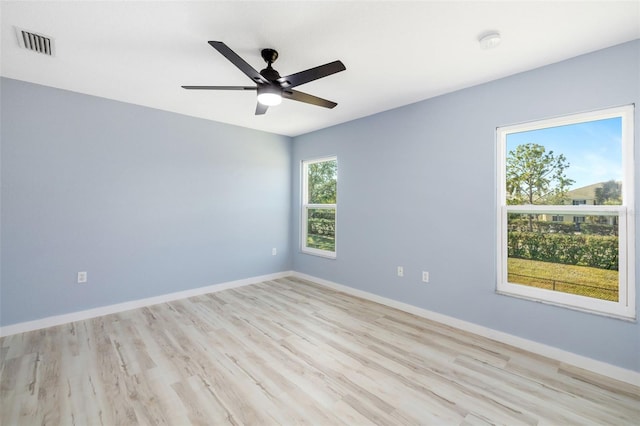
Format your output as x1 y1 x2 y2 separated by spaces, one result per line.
301 157 337 258
497 105 635 319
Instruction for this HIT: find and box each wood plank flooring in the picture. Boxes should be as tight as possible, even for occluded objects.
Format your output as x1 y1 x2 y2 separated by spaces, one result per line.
1 276 639 425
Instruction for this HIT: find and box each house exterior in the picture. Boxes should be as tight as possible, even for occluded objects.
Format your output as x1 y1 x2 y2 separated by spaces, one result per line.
541 182 620 226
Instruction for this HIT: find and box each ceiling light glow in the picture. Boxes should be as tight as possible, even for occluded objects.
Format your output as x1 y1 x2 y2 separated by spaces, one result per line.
257 92 282 106
257 86 282 106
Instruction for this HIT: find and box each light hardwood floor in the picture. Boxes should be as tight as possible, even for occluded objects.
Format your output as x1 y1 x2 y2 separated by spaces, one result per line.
1 276 639 425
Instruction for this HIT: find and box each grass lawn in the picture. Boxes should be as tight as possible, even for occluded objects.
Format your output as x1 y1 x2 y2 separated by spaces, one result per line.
508 257 618 301
306 234 335 251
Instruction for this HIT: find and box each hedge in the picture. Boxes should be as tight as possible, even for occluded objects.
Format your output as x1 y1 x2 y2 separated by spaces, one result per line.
307 209 335 238
508 231 618 270
581 223 618 236
508 218 617 236
308 218 335 237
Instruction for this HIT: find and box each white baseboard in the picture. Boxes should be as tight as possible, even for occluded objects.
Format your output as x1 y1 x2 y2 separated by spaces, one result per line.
291 272 640 387
0 271 293 337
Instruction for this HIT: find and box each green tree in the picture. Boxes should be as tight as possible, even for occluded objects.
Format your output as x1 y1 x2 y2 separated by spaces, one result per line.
506 143 574 230
506 143 574 205
308 160 337 204
595 180 621 205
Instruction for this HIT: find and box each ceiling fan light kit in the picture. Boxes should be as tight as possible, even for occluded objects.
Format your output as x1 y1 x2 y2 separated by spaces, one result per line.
182 41 345 115
257 85 282 106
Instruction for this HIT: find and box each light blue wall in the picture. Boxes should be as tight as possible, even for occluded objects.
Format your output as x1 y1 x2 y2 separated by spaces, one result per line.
1 78 292 325
2 41 639 372
292 40 640 372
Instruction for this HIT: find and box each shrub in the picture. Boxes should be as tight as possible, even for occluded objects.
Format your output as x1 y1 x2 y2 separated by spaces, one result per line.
581 223 617 236
507 231 618 270
508 218 576 234
308 218 335 237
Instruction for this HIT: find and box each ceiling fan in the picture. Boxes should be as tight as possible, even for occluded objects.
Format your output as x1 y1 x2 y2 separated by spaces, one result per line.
182 41 346 115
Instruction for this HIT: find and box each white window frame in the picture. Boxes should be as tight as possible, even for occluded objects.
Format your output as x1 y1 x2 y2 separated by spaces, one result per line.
301 156 337 259
497 105 635 320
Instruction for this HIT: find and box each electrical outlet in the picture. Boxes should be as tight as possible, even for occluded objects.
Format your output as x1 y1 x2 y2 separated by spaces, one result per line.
397 266 404 277
422 271 429 283
272 248 277 256
77 271 87 284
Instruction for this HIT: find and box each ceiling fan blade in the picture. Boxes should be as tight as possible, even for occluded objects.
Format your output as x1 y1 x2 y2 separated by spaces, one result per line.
208 41 269 85
277 60 346 88
282 90 338 109
182 86 256 90
255 103 268 115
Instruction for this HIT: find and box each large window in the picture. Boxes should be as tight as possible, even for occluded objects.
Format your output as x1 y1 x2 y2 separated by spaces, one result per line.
497 106 635 319
302 157 337 258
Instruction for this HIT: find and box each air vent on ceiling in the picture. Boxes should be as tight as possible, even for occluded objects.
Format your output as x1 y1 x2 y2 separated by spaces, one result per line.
15 27 55 56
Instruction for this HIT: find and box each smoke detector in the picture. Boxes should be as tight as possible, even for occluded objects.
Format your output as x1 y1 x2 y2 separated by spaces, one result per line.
478 32 501 50
15 27 55 56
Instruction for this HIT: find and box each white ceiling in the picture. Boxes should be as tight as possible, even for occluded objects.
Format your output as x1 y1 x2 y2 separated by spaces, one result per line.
1 1 639 137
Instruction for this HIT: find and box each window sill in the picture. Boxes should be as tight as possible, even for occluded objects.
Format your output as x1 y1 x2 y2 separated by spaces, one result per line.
301 248 336 259
495 289 636 322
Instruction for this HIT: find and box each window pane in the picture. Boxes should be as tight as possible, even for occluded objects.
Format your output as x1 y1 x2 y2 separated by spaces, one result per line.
307 160 337 204
506 118 623 206
507 212 618 301
306 208 335 252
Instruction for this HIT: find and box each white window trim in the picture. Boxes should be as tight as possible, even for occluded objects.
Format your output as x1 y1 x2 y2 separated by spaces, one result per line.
496 105 635 320
301 156 337 259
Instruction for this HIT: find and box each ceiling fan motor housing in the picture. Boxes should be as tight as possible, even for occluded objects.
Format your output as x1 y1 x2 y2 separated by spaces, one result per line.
260 66 281 82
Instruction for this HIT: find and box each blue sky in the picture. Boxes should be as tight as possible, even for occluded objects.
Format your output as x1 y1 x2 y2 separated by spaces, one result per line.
506 117 622 189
